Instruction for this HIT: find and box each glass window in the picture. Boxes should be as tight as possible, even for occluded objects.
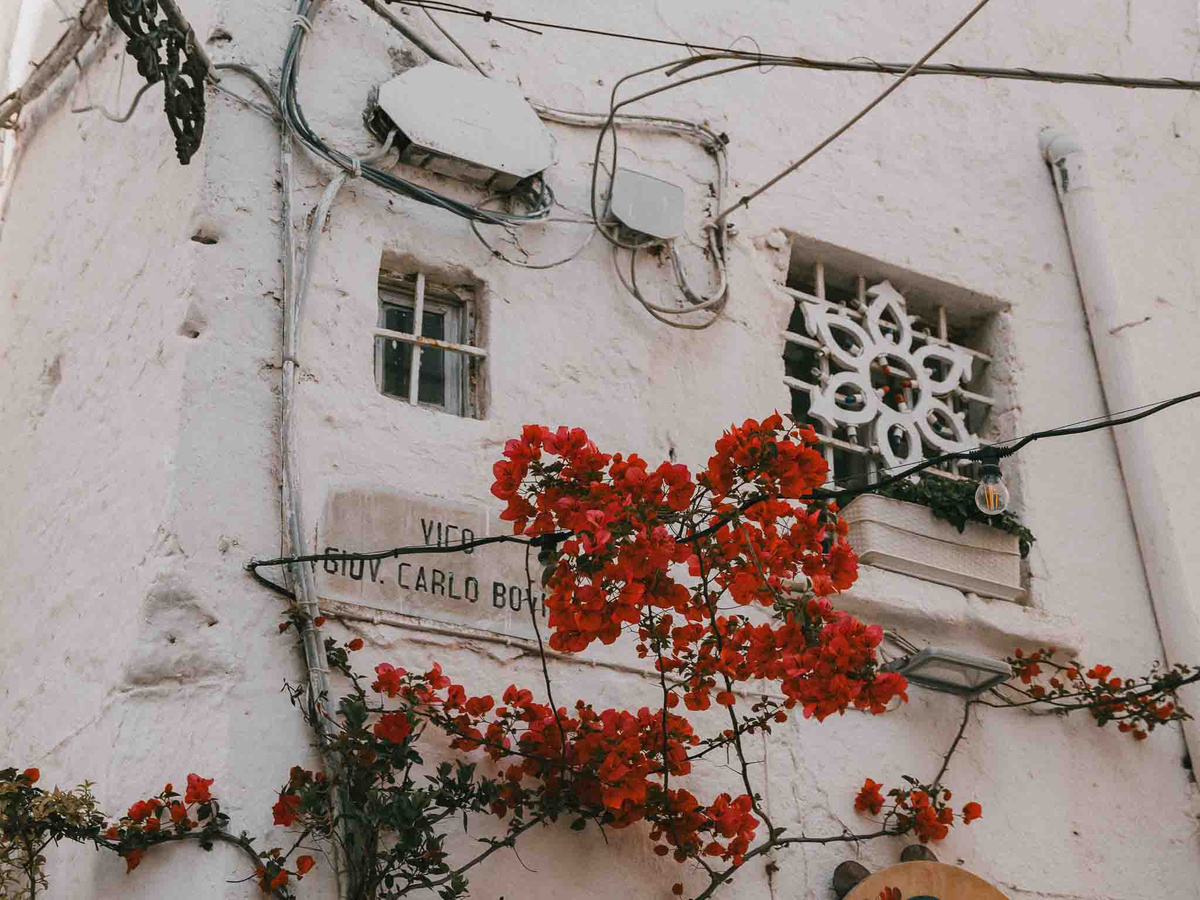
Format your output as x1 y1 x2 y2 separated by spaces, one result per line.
375 277 477 417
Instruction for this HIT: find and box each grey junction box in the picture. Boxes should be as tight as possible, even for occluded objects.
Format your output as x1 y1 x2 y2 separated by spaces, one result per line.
370 60 555 191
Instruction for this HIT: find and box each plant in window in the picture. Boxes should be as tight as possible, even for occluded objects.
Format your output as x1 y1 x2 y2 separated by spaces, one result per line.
870 473 1036 557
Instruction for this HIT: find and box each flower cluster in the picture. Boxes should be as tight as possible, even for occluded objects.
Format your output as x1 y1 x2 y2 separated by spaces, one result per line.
853 777 981 844
1005 648 1193 740
254 845 317 894
361 661 760 864
100 774 227 873
490 416 905 721
490 416 865 652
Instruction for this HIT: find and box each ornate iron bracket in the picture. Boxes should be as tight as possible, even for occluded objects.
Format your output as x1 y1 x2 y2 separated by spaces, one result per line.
107 0 212 164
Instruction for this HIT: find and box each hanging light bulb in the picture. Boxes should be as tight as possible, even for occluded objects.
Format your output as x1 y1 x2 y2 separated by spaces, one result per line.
974 462 1010 515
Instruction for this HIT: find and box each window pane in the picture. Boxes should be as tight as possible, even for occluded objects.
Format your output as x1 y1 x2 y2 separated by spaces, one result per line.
378 303 449 407
417 311 446 406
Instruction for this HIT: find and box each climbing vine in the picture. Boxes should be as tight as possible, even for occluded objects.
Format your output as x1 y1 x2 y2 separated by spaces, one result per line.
3 416 1195 899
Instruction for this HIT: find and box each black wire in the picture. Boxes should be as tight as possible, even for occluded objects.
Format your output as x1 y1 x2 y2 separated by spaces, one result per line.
394 1 1200 92
247 532 567 574
245 389 1200 587
281 3 553 226
814 388 1200 502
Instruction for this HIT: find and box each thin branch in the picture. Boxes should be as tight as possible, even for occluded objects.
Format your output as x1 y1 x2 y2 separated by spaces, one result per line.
524 544 572 779
416 814 547 891
0 0 109 129
932 699 973 791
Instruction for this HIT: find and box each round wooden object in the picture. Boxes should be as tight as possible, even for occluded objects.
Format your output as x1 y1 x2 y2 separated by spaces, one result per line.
844 861 1010 900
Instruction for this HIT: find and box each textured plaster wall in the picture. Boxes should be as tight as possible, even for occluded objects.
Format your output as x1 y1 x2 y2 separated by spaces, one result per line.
2 0 1200 898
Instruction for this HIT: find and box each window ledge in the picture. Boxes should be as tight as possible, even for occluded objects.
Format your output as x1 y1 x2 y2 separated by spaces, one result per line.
831 564 1082 659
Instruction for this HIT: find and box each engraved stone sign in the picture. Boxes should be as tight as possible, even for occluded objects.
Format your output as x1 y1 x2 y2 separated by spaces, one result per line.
315 490 549 640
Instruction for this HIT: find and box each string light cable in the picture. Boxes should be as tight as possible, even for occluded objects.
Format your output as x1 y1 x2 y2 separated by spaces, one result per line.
247 388 1200 589
810 387 1200 502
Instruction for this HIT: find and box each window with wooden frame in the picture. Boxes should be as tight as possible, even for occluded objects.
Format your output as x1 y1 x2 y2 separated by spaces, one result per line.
374 272 484 417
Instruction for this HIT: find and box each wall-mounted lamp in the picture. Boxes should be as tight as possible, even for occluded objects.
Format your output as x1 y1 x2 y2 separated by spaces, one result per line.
883 647 1012 696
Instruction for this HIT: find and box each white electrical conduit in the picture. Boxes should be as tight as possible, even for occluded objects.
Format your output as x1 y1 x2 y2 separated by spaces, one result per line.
1040 129 1200 765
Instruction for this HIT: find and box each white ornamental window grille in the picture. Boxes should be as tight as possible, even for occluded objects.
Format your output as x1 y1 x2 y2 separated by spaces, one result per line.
375 272 485 418
781 261 995 489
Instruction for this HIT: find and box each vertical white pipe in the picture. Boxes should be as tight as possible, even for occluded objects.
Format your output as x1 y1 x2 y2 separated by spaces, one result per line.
408 272 425 405
1040 129 1200 762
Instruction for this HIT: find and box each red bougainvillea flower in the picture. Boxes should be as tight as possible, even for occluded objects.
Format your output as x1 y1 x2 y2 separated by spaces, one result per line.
184 774 214 804
168 801 188 825
273 793 302 827
374 711 413 744
854 778 886 816
124 848 143 873
21 768 39 784
347 638 364 651
372 663 406 697
296 855 316 878
270 870 289 891
1086 664 1113 681
962 801 983 823
127 799 162 823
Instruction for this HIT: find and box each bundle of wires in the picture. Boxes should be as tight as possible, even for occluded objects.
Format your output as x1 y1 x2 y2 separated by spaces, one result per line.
586 66 732 330
282 0 554 226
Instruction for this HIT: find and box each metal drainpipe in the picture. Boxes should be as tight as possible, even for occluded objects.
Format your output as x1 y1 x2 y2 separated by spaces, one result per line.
1039 129 1200 765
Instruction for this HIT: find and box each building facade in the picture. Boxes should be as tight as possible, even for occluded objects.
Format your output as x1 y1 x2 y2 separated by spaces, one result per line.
3 1 1200 897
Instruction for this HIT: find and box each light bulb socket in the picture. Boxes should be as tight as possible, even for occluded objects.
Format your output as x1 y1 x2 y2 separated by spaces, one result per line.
979 462 1002 479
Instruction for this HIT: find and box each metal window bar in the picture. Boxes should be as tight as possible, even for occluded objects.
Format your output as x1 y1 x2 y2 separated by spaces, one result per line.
781 263 994 489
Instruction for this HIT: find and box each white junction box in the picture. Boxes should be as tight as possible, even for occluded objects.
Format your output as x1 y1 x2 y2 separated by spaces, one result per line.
608 168 686 240
370 61 555 191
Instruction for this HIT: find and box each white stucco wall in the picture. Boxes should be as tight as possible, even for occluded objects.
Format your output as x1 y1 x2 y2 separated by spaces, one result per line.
3 1 1200 898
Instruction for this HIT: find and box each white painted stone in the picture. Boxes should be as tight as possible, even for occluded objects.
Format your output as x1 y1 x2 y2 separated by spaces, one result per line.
2 2 1200 899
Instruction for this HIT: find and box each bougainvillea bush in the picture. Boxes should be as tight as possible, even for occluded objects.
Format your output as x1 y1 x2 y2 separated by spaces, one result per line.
2 415 1195 900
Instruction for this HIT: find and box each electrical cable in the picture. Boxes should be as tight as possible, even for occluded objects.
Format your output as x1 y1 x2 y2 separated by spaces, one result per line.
283 0 553 226
470 195 597 269
811 388 1200 500
72 63 278 125
409 2 732 303
70 80 156 122
392 1 1200 93
713 0 994 221
359 0 455 63
246 389 1200 575
582 57 734 325
612 245 724 330
420 5 489 76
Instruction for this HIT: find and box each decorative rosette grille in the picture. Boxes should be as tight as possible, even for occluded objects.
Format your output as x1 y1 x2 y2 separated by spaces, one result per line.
783 275 994 484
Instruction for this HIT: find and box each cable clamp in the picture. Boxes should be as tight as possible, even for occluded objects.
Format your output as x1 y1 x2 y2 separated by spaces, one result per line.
349 155 363 179
483 11 494 22
282 353 299 366
292 15 313 34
